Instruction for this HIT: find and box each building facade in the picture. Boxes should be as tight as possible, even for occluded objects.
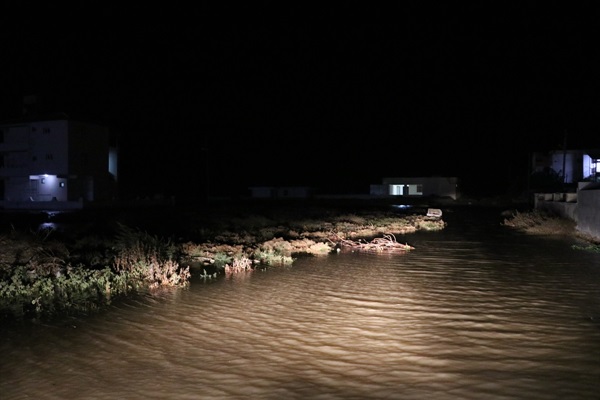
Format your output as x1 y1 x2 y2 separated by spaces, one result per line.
249 186 313 199
0 114 118 209
370 177 459 200
531 149 600 184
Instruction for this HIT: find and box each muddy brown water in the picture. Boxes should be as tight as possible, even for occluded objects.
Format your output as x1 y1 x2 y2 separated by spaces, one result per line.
1 205 599 399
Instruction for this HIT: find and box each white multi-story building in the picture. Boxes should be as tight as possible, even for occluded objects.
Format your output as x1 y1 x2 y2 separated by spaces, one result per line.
0 113 118 209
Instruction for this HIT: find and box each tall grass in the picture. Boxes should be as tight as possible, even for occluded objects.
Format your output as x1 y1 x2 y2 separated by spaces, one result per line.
0 223 190 320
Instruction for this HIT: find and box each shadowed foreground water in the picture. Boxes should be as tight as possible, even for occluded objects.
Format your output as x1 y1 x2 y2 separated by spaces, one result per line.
1 206 600 399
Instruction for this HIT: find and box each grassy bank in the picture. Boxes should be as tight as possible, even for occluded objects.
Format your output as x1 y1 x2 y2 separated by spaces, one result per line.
501 208 600 251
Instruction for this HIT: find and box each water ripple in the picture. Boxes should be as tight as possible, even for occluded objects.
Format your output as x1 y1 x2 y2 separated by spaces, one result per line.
2 223 600 399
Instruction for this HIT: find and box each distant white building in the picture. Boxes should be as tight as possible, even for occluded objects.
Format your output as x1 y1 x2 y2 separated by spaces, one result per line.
249 186 312 199
370 177 459 200
0 113 118 209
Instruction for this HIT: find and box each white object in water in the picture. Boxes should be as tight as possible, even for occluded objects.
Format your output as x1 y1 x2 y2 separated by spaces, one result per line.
426 208 442 218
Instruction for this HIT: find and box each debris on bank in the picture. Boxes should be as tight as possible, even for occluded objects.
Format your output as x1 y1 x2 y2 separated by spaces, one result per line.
337 233 414 254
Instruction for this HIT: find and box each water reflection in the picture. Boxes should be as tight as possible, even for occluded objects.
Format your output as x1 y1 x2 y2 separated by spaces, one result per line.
37 221 59 233
1 207 600 399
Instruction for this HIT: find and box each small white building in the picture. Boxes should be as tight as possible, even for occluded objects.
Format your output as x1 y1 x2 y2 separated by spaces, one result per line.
249 186 312 199
370 177 459 200
0 113 118 209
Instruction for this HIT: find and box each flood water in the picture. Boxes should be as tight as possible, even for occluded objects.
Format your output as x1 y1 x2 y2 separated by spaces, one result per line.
1 206 600 399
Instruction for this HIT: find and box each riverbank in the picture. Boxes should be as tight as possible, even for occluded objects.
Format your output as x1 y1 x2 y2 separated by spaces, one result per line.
0 199 446 321
501 208 600 250
4 196 597 321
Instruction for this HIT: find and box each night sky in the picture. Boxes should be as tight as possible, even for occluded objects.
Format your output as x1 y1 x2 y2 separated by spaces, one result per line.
1 3 598 200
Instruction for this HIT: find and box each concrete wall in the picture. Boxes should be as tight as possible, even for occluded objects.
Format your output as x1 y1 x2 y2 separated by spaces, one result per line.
534 187 600 241
535 199 578 222
575 188 600 241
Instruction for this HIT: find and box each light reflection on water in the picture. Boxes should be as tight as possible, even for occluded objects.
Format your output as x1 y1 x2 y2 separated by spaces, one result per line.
1 207 600 399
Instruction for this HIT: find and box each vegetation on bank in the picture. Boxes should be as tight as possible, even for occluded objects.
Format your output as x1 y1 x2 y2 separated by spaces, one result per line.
6 201 599 322
0 224 191 320
501 209 600 252
0 203 445 321
501 209 577 235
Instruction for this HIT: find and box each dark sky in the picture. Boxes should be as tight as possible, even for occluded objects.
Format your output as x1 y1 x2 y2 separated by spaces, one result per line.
1 3 598 199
